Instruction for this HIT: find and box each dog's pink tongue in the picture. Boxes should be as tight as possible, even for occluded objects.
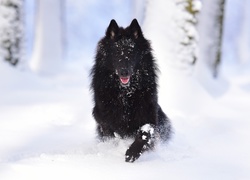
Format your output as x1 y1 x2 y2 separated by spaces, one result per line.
120 77 130 84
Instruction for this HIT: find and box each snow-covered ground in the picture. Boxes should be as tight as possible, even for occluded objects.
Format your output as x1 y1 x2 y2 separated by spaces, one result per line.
0 58 250 179
1 0 250 179
1 57 250 179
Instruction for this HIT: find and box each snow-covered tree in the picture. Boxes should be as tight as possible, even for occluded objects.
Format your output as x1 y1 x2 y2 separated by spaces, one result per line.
198 0 226 77
0 0 24 66
238 0 250 65
143 0 201 73
30 0 65 75
132 0 146 24
175 0 201 66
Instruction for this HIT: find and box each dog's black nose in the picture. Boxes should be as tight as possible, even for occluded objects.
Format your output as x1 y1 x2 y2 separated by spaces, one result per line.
120 68 129 77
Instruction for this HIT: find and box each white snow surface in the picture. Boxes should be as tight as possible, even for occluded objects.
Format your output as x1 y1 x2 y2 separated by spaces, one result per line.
1 1 250 179
1 57 250 180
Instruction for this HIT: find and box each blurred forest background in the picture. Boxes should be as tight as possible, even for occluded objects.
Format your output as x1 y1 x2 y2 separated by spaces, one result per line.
0 0 249 78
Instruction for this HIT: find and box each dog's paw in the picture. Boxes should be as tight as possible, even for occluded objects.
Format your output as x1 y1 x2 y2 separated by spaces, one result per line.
125 140 147 162
125 132 150 162
125 125 155 163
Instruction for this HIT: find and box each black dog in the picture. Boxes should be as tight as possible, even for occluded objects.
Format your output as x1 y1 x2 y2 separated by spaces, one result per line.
91 19 171 162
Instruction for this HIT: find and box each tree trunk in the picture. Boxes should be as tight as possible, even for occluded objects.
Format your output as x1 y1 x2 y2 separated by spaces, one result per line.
176 0 201 66
132 0 146 24
214 0 225 77
238 0 250 64
198 0 226 78
30 0 64 75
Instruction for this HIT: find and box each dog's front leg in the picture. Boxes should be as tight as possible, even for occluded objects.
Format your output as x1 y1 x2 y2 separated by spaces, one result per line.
125 124 155 162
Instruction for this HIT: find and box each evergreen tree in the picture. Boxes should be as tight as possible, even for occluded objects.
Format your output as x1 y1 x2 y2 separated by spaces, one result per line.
0 0 24 66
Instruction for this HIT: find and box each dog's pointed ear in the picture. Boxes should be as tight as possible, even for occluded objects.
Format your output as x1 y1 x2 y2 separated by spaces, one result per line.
129 19 142 39
106 19 119 39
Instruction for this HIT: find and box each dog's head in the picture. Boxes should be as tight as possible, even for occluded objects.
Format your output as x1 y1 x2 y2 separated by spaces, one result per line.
104 19 144 87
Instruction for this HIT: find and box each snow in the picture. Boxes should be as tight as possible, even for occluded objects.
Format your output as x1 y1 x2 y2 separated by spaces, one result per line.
193 0 202 12
1 0 250 179
140 124 154 136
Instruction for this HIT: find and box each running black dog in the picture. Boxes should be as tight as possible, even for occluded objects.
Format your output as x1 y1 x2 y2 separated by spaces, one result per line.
91 19 172 162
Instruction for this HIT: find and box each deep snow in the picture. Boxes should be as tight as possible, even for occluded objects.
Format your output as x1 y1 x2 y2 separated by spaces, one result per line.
1 58 250 180
1 0 250 179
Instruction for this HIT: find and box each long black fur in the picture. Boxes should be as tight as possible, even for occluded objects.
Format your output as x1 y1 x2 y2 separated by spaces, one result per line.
90 19 171 162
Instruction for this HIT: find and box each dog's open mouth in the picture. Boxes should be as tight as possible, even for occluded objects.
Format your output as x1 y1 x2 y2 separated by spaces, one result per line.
120 76 130 85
